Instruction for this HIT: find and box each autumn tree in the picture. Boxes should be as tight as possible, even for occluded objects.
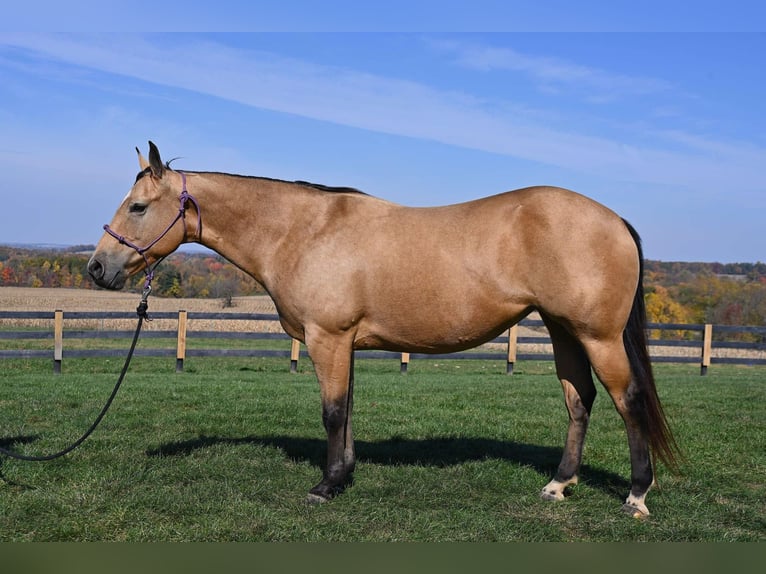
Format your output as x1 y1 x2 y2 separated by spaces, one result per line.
645 285 694 339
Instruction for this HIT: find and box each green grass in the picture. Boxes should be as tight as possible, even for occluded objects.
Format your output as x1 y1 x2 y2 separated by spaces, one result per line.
0 356 763 541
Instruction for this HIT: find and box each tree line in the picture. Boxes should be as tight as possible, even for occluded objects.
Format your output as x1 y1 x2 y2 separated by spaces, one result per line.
0 246 264 305
644 260 766 328
2 246 765 327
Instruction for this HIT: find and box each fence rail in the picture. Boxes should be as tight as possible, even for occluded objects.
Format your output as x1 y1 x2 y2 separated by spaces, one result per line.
2 310 765 375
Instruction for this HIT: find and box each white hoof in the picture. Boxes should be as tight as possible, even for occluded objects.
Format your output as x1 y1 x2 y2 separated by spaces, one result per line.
622 493 650 518
541 488 566 502
541 476 578 501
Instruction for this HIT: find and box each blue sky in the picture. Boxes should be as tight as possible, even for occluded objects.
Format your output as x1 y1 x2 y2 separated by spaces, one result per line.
1 23 765 262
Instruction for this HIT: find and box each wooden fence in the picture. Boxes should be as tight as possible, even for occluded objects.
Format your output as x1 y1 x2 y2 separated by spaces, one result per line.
1 310 765 375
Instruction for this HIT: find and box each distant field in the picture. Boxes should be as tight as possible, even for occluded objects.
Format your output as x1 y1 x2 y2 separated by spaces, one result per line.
0 286 277 314
0 286 284 333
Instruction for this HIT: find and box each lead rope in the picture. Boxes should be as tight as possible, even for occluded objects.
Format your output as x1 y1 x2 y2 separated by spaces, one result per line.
0 286 152 461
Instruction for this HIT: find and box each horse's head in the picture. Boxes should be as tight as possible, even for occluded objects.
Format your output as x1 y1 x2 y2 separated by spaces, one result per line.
87 141 198 290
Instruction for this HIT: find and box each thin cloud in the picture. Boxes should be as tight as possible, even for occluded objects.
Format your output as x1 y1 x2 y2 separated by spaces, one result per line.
1 33 763 195
434 39 674 102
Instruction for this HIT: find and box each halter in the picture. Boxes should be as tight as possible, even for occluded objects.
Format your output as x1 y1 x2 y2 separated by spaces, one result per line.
103 171 201 294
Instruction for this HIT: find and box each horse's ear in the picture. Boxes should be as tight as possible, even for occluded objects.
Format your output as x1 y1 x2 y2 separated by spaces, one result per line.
136 146 150 171
147 141 165 179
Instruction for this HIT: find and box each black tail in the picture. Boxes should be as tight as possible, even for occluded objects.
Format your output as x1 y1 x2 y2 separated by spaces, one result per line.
622 219 681 473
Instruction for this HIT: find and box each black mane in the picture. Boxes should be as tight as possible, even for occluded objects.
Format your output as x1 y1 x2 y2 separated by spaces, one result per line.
134 168 367 195
177 171 367 195
292 180 367 195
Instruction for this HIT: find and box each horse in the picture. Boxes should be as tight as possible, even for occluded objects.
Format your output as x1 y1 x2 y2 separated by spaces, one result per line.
88 141 679 517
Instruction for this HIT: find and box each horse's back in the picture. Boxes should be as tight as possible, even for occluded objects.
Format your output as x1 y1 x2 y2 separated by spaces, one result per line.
376 185 638 297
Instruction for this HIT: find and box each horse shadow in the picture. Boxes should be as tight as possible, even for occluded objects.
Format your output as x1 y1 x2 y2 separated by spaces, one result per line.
0 434 40 450
145 434 630 501
0 435 41 489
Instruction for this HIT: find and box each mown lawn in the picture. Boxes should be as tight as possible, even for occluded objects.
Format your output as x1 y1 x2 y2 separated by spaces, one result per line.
0 356 763 541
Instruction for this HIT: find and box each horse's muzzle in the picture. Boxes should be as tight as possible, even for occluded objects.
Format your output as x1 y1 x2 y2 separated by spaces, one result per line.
87 255 127 290
87 256 105 282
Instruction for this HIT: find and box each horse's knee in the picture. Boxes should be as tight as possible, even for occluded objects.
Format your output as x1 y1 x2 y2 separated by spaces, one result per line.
322 400 346 432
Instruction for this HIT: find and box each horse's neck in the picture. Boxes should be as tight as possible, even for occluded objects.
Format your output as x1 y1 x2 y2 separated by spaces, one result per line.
190 173 320 286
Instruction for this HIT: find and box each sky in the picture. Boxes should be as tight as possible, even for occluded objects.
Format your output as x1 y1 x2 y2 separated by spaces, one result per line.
1 7 765 262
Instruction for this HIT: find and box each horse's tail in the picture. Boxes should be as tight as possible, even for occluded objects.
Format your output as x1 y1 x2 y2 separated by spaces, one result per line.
622 219 681 473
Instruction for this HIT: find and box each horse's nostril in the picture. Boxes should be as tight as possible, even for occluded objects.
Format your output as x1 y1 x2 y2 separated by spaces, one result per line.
88 258 104 281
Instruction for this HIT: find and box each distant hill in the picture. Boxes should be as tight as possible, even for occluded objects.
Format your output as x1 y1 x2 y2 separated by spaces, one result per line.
645 260 766 285
0 243 96 253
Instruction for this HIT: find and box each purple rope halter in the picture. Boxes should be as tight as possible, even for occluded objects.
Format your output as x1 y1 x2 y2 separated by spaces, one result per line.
103 171 201 294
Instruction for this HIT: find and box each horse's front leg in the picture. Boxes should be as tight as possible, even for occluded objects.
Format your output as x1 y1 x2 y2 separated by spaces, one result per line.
304 331 356 503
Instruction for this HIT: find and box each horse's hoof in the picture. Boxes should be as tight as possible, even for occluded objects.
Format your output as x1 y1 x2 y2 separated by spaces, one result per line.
540 477 576 501
306 480 344 504
540 489 566 502
305 492 330 505
621 502 650 519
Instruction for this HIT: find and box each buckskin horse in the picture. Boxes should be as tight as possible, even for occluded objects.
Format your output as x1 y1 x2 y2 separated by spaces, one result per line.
88 142 678 517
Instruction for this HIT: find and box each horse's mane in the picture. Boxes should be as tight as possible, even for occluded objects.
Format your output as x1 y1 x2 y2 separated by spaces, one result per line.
134 168 367 196
292 180 367 195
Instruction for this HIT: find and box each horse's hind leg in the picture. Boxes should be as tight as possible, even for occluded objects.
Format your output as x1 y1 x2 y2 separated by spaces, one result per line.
541 318 596 502
583 337 654 517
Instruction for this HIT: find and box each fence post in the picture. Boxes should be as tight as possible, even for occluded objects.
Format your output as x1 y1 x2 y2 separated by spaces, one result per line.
53 309 63 374
400 352 410 374
700 323 713 376
290 338 301 373
176 310 188 372
506 324 518 374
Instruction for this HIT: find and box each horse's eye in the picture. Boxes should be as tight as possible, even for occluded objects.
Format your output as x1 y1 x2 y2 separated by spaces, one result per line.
129 203 147 215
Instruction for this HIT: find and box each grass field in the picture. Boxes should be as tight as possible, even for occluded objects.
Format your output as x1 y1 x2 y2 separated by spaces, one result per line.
0 355 763 542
